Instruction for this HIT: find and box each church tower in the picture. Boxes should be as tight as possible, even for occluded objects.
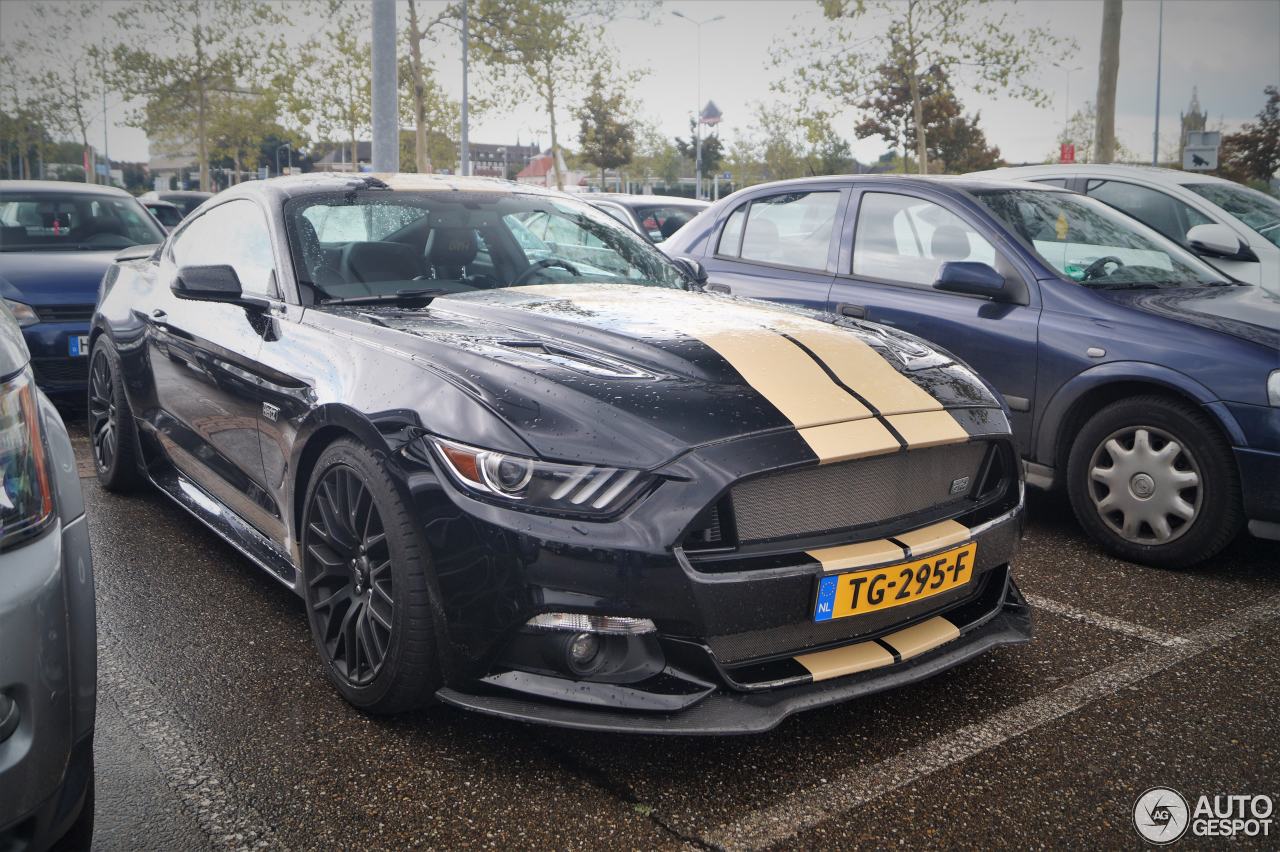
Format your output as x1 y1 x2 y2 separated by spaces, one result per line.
1179 87 1207 164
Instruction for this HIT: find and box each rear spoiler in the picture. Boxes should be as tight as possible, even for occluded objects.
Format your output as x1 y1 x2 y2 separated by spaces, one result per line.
114 243 160 263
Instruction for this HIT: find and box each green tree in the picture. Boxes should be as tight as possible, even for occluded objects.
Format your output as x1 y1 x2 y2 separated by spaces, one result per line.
779 0 1070 175
1218 86 1280 185
404 0 456 173
675 118 724 179
1051 101 1136 164
800 116 856 176
576 69 637 190
106 0 284 191
284 2 372 171
208 93 283 184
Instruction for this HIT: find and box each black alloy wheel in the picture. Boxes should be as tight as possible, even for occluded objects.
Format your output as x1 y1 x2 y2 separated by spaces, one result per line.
304 464 394 686
300 439 441 713
87 338 143 492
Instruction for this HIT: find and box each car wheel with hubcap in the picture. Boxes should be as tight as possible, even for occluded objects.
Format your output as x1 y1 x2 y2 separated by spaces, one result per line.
1067 395 1242 568
88 338 143 492
301 438 440 713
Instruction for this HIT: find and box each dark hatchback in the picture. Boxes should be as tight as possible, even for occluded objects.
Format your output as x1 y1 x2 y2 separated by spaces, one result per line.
88 173 1028 734
663 176 1280 568
0 181 166 402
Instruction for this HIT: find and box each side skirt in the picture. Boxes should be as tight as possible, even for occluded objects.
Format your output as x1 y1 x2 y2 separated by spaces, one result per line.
147 459 299 591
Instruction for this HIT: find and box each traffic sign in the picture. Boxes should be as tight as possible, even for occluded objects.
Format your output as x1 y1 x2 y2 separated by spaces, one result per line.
1060 143 1075 164
1184 146 1218 171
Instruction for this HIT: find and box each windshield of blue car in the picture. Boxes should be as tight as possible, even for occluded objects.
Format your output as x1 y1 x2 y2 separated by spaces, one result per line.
1183 182 1280 248
284 189 687 303
974 188 1231 288
0 191 165 252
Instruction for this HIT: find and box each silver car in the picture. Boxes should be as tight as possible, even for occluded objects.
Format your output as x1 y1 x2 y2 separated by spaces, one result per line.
0 304 96 849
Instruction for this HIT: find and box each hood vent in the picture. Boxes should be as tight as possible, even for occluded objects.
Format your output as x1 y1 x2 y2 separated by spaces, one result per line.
496 340 655 379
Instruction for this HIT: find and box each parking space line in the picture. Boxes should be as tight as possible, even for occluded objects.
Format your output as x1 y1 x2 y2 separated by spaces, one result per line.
704 592 1280 851
1024 593 1192 648
97 627 280 852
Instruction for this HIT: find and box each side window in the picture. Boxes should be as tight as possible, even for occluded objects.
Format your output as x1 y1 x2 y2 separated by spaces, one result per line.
852 192 998 287
716 203 747 256
1085 180 1211 245
1032 178 1070 188
171 200 277 296
738 191 840 270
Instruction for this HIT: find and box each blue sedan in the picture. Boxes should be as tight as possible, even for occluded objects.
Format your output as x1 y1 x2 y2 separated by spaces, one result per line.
663 176 1280 568
0 181 166 403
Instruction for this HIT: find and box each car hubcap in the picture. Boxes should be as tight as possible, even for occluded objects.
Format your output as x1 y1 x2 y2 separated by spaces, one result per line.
1088 426 1202 545
303 465 393 686
88 351 117 473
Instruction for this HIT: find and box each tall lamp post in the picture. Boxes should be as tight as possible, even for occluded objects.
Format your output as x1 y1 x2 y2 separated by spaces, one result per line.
672 10 724 200
1062 65 1083 126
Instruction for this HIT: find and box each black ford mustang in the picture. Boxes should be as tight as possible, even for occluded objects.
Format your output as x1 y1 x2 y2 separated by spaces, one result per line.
90 174 1028 734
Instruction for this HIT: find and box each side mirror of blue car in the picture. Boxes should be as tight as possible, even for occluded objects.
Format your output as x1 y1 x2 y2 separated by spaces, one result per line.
933 261 1010 301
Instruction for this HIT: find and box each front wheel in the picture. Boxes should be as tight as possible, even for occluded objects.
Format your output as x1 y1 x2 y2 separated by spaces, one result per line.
88 338 144 492
300 439 441 713
1066 395 1242 568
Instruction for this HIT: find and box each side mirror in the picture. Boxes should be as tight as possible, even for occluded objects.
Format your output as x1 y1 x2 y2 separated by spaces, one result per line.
932 261 1010 301
1186 223 1253 261
172 265 267 307
671 256 709 289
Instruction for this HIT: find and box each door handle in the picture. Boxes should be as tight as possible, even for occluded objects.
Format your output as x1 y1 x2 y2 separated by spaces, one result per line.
705 283 731 294
837 303 867 318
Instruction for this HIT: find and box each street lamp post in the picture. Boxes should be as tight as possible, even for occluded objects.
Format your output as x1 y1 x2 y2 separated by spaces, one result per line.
671 10 724 201
1063 65 1083 126
496 146 508 181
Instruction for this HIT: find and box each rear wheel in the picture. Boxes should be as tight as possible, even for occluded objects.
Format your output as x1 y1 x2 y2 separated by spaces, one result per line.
1066 395 1242 568
300 439 440 713
88 338 144 492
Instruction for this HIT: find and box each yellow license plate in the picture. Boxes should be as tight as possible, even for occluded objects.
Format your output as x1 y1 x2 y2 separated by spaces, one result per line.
813 543 976 622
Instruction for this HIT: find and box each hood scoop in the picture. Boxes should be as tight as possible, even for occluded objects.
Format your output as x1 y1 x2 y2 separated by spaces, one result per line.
495 339 656 379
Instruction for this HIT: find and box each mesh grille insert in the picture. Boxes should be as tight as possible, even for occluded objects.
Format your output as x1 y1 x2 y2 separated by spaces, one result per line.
730 441 989 543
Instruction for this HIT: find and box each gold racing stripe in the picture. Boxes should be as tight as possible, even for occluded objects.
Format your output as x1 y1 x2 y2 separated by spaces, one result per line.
794 641 895 682
883 410 970 450
881 616 961 660
797 418 900 464
695 329 871 428
807 539 908 572
893 519 971 556
784 327 943 415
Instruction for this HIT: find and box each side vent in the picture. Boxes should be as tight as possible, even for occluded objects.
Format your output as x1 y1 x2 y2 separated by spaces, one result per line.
683 499 736 551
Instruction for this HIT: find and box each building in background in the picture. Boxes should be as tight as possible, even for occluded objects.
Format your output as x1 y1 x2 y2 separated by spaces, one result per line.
515 148 587 190
1179 87 1208 165
464 142 539 179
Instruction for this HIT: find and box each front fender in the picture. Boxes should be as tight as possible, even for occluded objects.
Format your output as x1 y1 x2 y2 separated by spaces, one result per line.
1033 360 1247 465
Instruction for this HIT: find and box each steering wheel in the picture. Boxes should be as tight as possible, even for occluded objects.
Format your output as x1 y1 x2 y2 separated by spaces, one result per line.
1082 255 1125 280
512 257 580 286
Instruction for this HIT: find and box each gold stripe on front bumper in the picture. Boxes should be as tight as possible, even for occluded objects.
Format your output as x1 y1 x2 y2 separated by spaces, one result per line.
797 418 901 464
884 409 970 450
893 519 971 555
794 641 895 682
807 539 907 572
881 616 961 660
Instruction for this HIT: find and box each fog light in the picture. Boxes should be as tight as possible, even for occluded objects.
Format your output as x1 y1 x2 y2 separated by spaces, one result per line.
526 613 656 635
566 632 601 673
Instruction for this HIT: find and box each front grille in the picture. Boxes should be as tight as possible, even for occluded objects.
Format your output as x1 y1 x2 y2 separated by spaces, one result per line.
729 441 989 543
31 356 89 386
34 304 95 323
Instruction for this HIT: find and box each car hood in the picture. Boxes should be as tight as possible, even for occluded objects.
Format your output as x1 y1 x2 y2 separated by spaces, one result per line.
1097 284 1280 350
323 283 1001 468
0 251 115 304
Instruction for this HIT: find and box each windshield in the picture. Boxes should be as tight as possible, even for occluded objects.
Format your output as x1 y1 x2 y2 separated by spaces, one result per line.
146 203 184 228
974 188 1229 289
0 190 165 252
1183 182 1280 248
629 204 703 243
285 189 687 303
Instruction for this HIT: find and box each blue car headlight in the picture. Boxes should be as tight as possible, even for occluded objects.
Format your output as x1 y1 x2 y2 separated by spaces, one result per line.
2 299 39 328
429 437 653 517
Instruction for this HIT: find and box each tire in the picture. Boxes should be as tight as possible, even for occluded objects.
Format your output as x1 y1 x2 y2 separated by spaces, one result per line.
300 438 441 714
50 770 94 852
1066 395 1242 568
87 337 144 492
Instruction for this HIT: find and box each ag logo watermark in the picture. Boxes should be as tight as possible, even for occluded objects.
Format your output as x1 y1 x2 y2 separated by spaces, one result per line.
1133 787 1274 844
1134 787 1189 845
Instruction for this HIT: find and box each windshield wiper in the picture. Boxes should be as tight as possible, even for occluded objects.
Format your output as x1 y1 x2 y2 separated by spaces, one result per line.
319 288 450 306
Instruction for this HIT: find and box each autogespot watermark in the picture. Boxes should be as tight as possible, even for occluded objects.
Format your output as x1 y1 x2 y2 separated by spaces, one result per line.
1133 787 1274 844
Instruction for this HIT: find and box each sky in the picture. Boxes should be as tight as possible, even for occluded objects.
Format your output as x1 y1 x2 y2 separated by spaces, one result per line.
2 0 1277 167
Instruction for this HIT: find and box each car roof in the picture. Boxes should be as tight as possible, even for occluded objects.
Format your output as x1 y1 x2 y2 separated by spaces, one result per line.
590 194 710 208
724 173 1068 197
0 179 134 197
141 198 180 207
975 164 1239 188
214 171 576 205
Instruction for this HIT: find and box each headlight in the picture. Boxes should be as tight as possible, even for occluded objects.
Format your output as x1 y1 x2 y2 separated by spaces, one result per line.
2 299 39 328
430 437 653 516
0 369 55 548
1269 370 1280 407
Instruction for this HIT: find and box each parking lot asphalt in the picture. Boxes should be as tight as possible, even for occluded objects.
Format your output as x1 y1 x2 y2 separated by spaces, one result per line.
63 417 1280 851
